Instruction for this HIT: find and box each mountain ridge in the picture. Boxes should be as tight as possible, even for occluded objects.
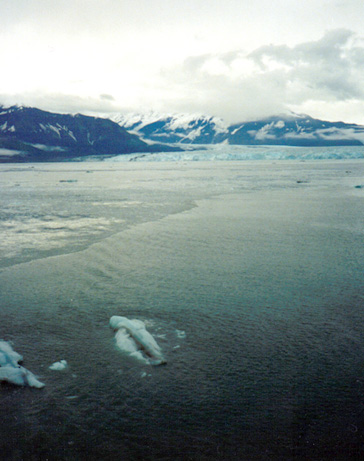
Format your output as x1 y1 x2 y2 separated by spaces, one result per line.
113 111 364 147
0 105 181 162
1 105 364 162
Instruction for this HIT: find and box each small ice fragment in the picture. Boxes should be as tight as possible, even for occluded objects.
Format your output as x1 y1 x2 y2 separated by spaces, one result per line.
49 360 68 371
176 330 186 339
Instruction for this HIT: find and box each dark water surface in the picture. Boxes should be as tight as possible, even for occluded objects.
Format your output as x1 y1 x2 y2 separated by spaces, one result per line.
1 161 364 460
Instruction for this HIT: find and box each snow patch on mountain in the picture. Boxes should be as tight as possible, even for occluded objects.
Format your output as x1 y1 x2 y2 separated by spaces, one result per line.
0 121 16 132
112 110 364 147
112 112 228 144
0 148 23 157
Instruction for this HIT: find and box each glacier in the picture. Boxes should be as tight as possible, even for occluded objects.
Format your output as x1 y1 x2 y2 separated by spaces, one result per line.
110 316 166 366
105 144 364 162
0 341 45 388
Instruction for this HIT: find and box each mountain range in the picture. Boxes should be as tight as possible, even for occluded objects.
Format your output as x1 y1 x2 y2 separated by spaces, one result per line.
0 106 181 162
113 112 364 147
1 105 364 162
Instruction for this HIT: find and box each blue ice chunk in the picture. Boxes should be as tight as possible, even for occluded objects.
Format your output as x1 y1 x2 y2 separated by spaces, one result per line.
0 341 45 388
110 316 166 366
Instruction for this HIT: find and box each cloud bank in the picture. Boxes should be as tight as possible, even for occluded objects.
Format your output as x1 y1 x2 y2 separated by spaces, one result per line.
157 29 364 123
1 9 364 125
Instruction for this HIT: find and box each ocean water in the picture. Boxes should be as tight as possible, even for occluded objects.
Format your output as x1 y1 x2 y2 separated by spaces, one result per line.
1 158 364 460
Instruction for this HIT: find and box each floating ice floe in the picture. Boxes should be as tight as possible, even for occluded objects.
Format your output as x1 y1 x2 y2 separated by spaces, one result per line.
176 329 186 339
110 316 166 366
0 341 45 388
140 371 152 378
49 360 68 371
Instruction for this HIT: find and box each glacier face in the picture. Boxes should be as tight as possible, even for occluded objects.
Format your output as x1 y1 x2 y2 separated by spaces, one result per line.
106 144 364 162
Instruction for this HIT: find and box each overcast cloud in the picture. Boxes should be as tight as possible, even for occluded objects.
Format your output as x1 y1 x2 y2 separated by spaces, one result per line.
1 0 364 123
163 28 364 122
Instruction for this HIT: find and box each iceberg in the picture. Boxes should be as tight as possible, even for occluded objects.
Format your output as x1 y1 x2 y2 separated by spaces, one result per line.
0 341 45 388
110 316 166 366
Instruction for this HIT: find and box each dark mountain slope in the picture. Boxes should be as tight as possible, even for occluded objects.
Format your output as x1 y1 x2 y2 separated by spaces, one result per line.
0 106 181 162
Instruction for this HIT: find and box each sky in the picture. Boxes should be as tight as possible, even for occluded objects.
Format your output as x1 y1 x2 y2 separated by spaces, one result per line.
1 0 364 123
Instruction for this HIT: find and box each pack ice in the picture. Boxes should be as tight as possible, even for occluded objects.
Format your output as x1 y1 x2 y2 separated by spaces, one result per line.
0 341 45 388
110 316 166 366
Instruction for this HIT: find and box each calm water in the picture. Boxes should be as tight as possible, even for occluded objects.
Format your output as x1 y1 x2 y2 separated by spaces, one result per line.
1 160 364 460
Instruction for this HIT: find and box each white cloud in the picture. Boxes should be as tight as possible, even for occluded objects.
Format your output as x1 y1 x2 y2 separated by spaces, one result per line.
249 29 364 100
1 1 364 123
153 29 364 123
0 92 119 116
290 99 364 125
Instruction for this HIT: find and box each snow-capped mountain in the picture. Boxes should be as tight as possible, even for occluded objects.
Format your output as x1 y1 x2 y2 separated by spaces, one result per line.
113 112 364 147
1 106 364 162
0 106 181 162
111 112 228 144
227 113 364 146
